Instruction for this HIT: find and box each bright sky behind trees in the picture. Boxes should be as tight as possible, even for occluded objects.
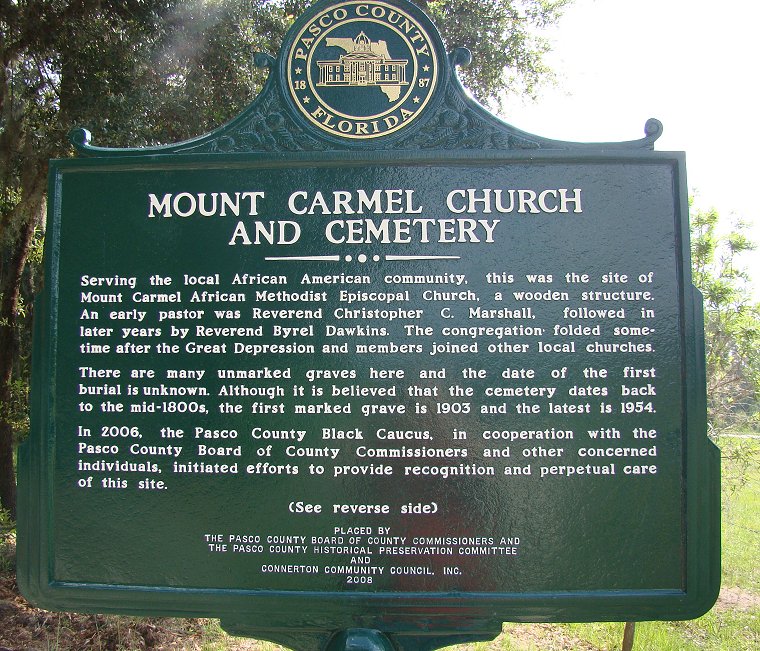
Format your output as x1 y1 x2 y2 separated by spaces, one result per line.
505 0 760 293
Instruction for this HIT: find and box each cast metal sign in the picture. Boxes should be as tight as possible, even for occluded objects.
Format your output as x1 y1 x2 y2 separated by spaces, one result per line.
18 0 719 649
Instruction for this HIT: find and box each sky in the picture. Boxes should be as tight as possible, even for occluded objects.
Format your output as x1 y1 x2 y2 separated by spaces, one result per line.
503 0 760 296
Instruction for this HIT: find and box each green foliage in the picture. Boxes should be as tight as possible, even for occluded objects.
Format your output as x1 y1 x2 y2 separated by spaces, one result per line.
0 504 14 574
690 203 760 431
3 1 569 153
422 0 571 104
720 434 760 497
1 378 30 441
541 439 760 650
721 437 760 587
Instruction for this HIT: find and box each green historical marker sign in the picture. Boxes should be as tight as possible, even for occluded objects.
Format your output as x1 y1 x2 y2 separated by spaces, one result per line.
18 1 719 649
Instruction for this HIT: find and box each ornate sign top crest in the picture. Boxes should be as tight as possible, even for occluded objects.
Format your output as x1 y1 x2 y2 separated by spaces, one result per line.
68 0 664 156
284 1 440 140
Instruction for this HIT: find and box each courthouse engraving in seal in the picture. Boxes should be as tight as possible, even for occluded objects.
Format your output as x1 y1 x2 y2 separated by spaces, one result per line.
286 1 439 139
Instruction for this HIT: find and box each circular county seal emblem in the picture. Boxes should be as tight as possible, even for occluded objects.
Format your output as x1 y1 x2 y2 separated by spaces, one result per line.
285 1 440 139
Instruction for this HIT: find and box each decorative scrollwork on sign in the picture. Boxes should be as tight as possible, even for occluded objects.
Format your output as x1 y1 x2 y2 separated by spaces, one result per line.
71 86 331 156
177 90 329 154
399 79 541 151
69 38 662 156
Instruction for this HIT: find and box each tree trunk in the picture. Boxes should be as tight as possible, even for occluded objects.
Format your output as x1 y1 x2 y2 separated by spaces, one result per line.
0 216 36 519
0 161 46 519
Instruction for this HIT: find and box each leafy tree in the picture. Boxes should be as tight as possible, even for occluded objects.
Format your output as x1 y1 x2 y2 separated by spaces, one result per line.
690 204 760 431
0 0 571 517
424 0 573 103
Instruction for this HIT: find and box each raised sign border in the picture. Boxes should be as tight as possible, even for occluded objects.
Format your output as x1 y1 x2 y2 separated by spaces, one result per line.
19 147 719 646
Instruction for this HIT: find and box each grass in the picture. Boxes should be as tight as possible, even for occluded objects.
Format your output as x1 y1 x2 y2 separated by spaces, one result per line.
558 614 759 651
528 434 760 651
721 436 760 588
195 621 281 651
